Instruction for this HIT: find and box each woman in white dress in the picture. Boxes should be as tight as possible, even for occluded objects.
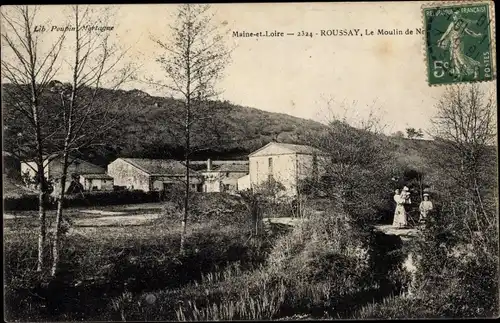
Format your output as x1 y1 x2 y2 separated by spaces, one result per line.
393 188 408 228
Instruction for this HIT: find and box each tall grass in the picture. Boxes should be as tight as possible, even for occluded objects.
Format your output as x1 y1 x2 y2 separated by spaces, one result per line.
170 207 387 321
175 279 286 321
4 214 271 322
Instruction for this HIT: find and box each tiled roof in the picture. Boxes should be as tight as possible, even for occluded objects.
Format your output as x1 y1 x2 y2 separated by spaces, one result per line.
249 142 327 157
120 158 200 176
212 163 249 173
80 173 114 179
274 143 325 155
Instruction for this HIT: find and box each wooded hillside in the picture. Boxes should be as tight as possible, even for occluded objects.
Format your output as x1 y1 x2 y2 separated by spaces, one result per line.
2 84 447 176
2 84 329 167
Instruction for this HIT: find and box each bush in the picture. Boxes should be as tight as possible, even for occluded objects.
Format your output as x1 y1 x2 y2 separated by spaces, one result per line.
63 190 161 208
4 190 162 211
356 256 499 319
169 208 378 321
160 192 250 226
376 201 500 319
3 194 41 211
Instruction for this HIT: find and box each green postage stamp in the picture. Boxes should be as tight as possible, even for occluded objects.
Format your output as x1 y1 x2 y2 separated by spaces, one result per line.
423 1 495 85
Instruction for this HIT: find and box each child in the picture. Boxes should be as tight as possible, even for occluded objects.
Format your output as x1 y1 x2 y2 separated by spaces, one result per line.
400 186 411 203
419 193 433 223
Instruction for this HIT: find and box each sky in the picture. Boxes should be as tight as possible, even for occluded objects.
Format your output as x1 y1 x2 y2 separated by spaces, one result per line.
1 2 496 137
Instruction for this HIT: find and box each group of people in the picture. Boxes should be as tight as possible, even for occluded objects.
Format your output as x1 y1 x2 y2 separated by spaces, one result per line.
392 186 434 229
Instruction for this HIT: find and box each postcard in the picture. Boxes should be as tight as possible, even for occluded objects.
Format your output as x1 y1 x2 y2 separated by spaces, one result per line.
2 2 498 321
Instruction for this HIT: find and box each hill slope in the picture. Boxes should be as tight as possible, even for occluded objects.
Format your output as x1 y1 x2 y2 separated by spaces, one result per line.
2 85 328 167
2 85 445 180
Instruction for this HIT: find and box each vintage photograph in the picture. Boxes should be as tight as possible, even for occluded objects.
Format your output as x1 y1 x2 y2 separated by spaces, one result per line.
2 1 498 321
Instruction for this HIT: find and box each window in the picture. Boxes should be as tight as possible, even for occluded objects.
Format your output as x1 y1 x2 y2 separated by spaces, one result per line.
224 184 230 191
312 153 318 178
268 157 274 183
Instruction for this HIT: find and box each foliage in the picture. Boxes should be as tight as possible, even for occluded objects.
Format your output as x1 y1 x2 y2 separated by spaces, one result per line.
356 254 499 319
160 192 250 226
391 131 405 138
2 83 328 165
405 127 424 139
4 194 41 211
4 190 163 211
306 120 397 229
170 207 380 321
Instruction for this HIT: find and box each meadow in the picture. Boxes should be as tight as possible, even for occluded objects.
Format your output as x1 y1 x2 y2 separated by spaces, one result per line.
4 187 498 321
3 193 407 321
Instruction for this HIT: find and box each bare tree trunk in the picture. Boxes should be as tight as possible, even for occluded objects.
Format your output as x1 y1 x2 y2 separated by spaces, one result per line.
51 15 78 275
36 175 47 272
51 152 69 276
2 5 66 273
253 198 259 236
180 154 190 253
180 99 191 254
36 148 46 272
150 4 230 252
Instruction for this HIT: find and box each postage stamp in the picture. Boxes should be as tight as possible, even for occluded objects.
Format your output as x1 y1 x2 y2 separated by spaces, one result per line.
423 1 495 86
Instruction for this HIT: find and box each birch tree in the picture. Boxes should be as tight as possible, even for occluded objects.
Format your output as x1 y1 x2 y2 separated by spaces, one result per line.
150 4 231 253
50 5 135 276
1 5 66 272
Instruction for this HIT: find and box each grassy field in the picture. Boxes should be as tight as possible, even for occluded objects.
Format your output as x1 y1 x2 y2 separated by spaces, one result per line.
3 194 410 321
3 196 279 321
4 202 165 227
8 192 489 321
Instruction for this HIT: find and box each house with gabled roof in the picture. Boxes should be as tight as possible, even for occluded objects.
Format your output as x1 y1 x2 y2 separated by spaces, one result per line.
107 158 203 192
200 158 249 193
20 155 111 193
248 142 328 196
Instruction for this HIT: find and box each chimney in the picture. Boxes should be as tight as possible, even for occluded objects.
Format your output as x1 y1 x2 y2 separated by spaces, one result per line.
207 158 212 171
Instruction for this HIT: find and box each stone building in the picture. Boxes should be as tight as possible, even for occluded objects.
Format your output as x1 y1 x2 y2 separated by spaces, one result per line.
248 142 328 197
107 158 203 192
20 155 109 193
200 159 249 193
80 173 114 191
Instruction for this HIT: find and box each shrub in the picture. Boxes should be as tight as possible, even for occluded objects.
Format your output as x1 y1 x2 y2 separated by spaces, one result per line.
3 194 41 211
354 295 431 319
175 208 376 320
160 192 250 226
356 255 499 319
377 201 500 319
4 190 162 211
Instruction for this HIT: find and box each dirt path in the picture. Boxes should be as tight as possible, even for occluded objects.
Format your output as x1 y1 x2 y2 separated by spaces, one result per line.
73 213 161 227
263 217 307 227
78 210 127 216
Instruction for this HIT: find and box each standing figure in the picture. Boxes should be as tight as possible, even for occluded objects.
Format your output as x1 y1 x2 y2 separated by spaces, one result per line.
419 193 433 223
392 189 408 228
437 10 483 80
